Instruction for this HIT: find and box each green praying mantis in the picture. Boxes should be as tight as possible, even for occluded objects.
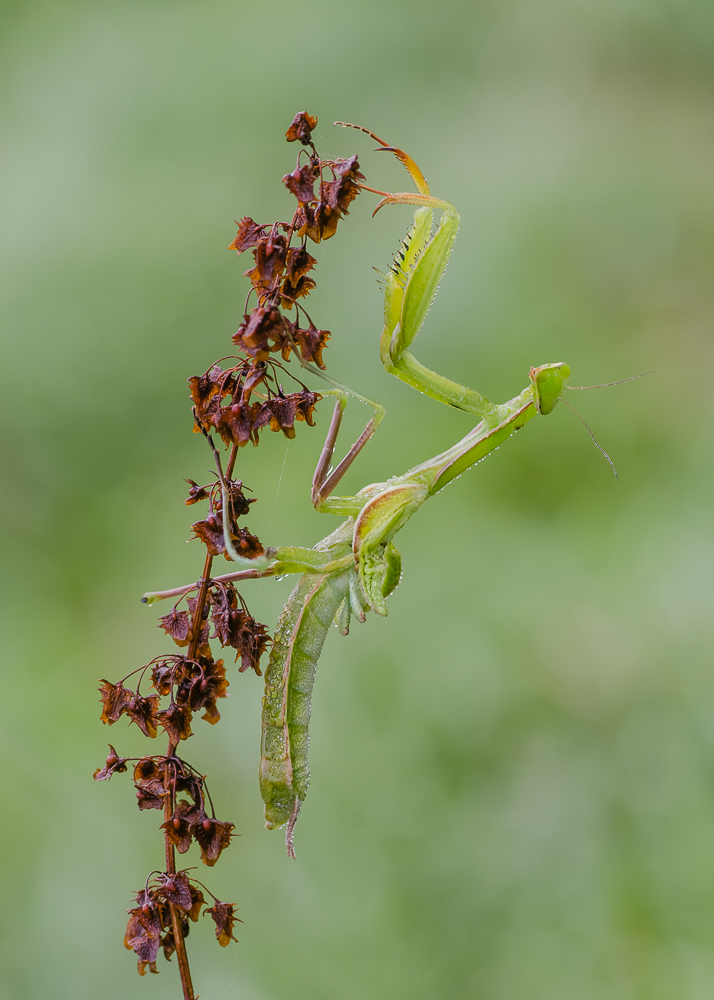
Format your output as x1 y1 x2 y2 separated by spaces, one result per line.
145 124 580 857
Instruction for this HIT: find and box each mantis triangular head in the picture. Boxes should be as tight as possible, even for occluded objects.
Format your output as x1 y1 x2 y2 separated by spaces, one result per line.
529 363 571 415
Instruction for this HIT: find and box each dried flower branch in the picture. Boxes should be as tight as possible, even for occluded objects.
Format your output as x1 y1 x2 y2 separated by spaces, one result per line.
95 110 363 998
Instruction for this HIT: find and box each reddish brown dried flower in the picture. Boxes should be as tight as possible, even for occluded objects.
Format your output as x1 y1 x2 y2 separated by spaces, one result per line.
253 389 319 439
232 307 287 361
134 758 167 811
253 396 292 438
161 798 200 854
189 513 225 556
296 201 341 243
190 510 264 562
93 745 129 781
155 871 193 912
188 365 234 428
125 889 163 975
281 280 316 307
187 656 229 724
228 216 270 254
213 401 258 449
280 245 317 308
283 163 319 204
157 608 191 645
224 480 256 518
184 479 211 505
174 771 202 804
295 389 320 425
231 526 264 558
210 585 271 675
150 656 184 696
244 234 288 298
210 586 238 639
135 785 166 811
205 900 241 946
293 325 330 369
322 154 365 213
285 111 318 145
285 244 316 283
98 680 134 725
191 815 235 866
98 683 161 738
173 656 228 722
157 702 194 743
186 884 205 922
126 693 161 739
134 758 164 783
240 362 269 401
236 618 271 675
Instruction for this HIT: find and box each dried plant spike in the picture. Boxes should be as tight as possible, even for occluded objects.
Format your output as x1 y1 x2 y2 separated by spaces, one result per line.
97 110 368 996
285 111 318 144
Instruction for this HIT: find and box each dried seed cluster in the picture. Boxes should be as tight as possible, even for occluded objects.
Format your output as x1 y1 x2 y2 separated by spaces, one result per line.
124 870 239 976
94 111 364 988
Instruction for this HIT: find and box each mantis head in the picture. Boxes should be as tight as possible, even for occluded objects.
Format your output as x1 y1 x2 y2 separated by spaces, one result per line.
529 363 571 415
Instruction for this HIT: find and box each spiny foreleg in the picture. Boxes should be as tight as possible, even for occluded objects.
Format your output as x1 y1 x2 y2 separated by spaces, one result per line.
337 122 499 423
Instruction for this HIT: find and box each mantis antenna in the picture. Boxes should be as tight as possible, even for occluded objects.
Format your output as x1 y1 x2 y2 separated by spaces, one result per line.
562 370 655 478
561 396 618 480
567 370 656 390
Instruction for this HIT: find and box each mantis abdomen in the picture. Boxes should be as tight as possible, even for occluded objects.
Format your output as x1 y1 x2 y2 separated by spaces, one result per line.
260 568 350 836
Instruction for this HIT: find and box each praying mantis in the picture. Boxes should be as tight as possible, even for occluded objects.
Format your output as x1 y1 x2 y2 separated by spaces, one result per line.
145 124 574 856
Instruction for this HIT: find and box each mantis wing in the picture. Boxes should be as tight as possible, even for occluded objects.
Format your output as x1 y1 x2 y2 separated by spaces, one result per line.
260 568 350 851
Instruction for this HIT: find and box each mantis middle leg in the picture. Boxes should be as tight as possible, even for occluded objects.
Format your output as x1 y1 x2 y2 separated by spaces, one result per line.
310 392 385 514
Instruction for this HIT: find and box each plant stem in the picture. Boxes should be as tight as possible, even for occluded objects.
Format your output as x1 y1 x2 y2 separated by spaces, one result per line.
163 749 196 1000
161 445 237 997
162 547 214 999
226 444 238 480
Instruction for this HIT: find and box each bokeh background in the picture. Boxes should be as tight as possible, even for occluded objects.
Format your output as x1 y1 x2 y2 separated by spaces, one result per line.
2 1 714 997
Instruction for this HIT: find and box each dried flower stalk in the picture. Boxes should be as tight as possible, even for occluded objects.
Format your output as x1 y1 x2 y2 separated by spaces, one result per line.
95 110 364 997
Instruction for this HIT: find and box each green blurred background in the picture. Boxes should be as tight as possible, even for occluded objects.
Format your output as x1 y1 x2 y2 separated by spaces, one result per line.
2 1 714 997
